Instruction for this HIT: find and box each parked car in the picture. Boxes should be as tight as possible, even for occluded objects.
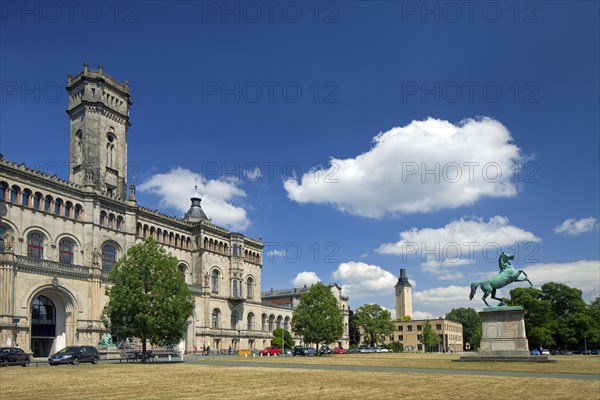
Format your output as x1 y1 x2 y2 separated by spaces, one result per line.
590 349 600 355
319 345 332 355
347 347 360 354
258 347 281 356
304 347 317 356
540 349 550 355
48 346 100 365
0 347 31 367
333 347 346 354
530 349 540 355
550 349 560 355
560 350 573 355
292 346 306 356
374 347 390 353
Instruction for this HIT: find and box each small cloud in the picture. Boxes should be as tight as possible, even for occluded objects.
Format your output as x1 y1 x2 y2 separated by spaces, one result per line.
331 261 397 299
412 310 433 320
138 167 249 231
553 217 598 236
292 271 321 287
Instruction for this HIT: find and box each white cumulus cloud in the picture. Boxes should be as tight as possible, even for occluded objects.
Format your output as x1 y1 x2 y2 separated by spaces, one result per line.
284 117 522 217
137 167 249 231
553 217 598 236
331 262 398 299
376 216 541 279
291 271 321 287
523 260 600 298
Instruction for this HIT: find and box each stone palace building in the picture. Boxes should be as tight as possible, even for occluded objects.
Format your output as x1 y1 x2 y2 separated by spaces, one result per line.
0 64 349 356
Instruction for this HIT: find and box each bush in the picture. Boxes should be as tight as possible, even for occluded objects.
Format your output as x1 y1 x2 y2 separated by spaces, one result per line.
390 342 404 353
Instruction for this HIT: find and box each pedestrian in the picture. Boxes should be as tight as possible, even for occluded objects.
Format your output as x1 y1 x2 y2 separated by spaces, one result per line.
228 345 232 355
206 345 210 356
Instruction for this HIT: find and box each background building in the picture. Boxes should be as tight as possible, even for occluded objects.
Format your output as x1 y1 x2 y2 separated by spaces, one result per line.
0 65 347 356
262 283 350 348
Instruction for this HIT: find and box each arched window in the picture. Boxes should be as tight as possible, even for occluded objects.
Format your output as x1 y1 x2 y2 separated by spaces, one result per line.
33 192 42 209
74 205 82 220
59 238 75 264
100 211 106 226
0 182 7 201
284 317 290 331
178 264 187 283
76 130 83 164
54 198 63 215
246 277 254 299
108 213 115 229
231 311 238 330
102 244 117 272
64 202 72 218
232 244 237 256
211 270 219 293
268 315 275 332
22 189 31 207
27 232 44 259
44 195 52 212
232 280 238 297
106 134 116 168
247 312 255 331
10 185 19 204
261 314 267 332
116 216 123 231
212 309 221 329
277 316 282 329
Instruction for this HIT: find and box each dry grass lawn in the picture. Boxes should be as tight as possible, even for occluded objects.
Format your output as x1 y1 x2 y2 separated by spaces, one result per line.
0 355 599 400
228 353 600 375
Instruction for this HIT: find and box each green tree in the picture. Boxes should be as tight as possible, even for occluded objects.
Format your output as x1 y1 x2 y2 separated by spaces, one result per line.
102 238 194 362
348 310 361 346
420 321 440 352
353 304 395 346
446 307 482 351
292 282 343 351
272 328 294 352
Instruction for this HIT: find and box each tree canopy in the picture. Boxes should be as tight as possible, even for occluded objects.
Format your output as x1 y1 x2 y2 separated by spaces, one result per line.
446 307 482 351
420 321 440 352
102 238 195 361
272 328 294 351
508 283 600 350
353 304 395 346
292 282 343 349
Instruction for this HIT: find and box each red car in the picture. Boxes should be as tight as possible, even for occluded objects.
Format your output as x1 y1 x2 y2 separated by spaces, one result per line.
259 347 281 356
333 347 346 354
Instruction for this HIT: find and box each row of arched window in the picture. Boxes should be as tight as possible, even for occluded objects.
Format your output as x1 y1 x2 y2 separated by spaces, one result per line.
0 226 192 278
136 223 192 250
211 309 291 332
0 182 83 220
99 211 124 231
210 269 254 299
203 237 261 264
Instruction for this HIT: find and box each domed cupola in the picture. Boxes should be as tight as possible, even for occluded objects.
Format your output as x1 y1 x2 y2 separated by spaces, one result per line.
183 185 208 222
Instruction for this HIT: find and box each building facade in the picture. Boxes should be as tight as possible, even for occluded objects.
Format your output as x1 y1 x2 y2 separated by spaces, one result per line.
0 65 347 356
261 284 350 348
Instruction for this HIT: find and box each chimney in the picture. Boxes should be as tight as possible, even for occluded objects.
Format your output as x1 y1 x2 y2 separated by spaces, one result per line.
400 268 406 278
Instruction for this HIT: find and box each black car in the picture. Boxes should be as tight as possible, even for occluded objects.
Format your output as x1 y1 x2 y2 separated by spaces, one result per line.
292 346 306 356
0 347 31 367
319 345 331 355
48 346 100 365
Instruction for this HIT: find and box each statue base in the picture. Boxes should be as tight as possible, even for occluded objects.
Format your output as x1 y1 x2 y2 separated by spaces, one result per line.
458 306 556 363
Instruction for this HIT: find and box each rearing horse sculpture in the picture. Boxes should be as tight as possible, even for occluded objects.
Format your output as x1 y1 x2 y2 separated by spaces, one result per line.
469 252 532 307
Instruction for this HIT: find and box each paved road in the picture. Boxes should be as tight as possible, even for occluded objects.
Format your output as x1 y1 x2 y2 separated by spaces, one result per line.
187 357 600 381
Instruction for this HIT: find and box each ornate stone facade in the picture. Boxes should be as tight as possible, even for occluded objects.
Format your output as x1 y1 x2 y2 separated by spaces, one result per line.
0 65 348 356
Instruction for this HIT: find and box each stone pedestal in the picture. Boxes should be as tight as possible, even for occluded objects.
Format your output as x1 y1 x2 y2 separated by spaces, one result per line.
458 306 556 363
479 306 529 356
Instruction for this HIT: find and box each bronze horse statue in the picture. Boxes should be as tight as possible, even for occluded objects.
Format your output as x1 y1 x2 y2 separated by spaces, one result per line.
469 252 532 307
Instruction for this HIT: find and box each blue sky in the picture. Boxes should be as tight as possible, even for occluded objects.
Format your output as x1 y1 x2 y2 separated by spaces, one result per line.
1 1 599 318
